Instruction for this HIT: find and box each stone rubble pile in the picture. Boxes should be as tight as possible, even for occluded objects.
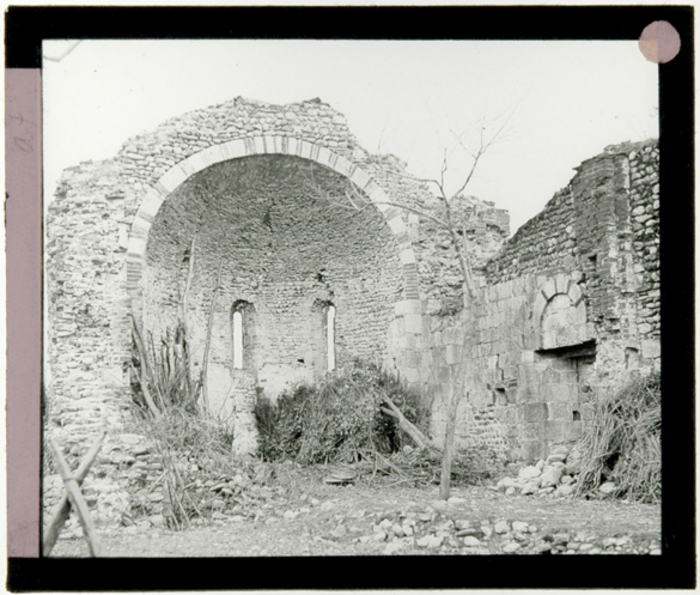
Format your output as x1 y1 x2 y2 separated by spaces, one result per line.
495 444 599 498
120 449 288 533
311 496 660 555
43 432 159 537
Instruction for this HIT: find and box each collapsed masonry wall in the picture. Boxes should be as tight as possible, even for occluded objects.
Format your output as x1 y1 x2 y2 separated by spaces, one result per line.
416 197 509 316
45 97 431 526
628 144 661 341
425 140 660 460
46 159 139 526
44 96 660 528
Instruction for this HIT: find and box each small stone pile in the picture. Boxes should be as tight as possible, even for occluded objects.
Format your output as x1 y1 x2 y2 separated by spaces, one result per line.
495 445 584 498
121 446 287 532
322 498 659 555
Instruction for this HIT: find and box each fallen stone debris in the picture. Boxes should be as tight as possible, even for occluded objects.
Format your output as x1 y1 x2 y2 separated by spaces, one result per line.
493 444 619 500
49 457 661 557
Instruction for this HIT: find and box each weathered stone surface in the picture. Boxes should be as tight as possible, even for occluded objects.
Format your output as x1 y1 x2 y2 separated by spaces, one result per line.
416 535 444 549
512 521 529 533
463 535 482 547
539 466 563 488
494 520 510 534
599 481 617 495
46 95 659 526
554 484 574 498
518 466 542 481
521 483 539 496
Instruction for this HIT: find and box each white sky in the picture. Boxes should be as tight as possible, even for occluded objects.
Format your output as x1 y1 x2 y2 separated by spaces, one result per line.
43 39 658 234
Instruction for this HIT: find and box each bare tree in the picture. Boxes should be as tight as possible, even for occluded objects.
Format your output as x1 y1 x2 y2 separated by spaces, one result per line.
305 114 510 499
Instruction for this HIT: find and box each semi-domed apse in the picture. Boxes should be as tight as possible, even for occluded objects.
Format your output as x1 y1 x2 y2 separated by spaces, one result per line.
142 154 404 419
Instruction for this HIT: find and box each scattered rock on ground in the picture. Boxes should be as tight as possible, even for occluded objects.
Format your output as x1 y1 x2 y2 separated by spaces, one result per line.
494 520 510 534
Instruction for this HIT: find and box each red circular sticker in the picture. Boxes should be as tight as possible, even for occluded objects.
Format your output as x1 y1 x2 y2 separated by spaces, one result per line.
639 20 681 64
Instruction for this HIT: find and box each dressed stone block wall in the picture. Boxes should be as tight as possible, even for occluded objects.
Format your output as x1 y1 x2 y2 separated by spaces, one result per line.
425 140 660 460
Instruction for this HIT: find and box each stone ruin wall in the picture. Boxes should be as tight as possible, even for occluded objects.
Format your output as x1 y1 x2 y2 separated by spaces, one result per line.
425 140 660 460
44 98 431 527
44 96 659 529
142 156 403 426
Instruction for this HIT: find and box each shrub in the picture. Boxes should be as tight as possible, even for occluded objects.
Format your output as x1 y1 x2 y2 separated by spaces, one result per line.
254 360 429 464
575 371 661 503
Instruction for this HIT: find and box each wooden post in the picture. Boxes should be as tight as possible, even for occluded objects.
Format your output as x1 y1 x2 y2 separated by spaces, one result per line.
43 430 106 556
47 438 103 557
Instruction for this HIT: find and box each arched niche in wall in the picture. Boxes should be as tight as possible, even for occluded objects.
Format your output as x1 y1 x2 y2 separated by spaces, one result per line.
533 274 591 350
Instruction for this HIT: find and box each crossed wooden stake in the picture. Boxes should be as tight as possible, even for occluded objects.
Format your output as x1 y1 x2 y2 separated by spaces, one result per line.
43 430 106 557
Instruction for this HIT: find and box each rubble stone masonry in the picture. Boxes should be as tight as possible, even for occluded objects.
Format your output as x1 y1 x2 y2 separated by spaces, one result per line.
45 97 659 526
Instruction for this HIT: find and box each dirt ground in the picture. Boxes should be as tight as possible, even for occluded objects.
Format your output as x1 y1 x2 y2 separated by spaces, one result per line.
50 463 660 558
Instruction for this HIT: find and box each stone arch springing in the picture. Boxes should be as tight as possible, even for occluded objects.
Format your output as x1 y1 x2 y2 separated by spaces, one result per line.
126 136 421 329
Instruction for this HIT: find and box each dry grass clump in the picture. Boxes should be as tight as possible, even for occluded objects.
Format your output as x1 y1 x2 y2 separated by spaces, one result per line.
128 408 280 530
254 360 429 465
576 372 661 503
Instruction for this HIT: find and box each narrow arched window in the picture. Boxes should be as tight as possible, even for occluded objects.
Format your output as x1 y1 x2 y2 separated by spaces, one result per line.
326 304 336 372
232 300 254 370
232 310 244 369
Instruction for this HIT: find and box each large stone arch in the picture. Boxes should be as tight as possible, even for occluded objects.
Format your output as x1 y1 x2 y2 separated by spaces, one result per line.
126 136 421 319
125 137 425 437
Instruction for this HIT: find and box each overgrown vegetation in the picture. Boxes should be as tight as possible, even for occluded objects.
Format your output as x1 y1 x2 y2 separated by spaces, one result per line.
575 372 661 503
128 323 501 530
130 317 202 415
255 360 429 464
130 318 245 529
254 360 503 486
130 408 254 530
